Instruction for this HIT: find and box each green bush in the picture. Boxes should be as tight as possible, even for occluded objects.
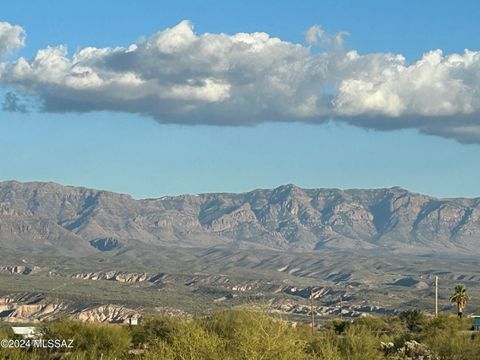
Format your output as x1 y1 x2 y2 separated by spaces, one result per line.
130 316 177 347
421 314 479 360
1 309 479 359
399 309 428 333
42 319 131 358
326 319 350 334
204 309 308 360
354 315 404 339
337 325 384 360
304 330 342 360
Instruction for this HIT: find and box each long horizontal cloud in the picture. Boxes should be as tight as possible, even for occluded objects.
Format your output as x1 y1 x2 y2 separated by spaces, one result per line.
1 20 480 143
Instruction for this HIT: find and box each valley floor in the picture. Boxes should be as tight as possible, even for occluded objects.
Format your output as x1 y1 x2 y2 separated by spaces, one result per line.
0 247 478 325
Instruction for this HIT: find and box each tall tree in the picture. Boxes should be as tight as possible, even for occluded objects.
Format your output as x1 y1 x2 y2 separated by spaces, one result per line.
449 284 470 318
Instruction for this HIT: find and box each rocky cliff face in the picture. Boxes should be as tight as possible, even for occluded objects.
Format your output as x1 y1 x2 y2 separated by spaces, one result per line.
0 180 479 254
0 294 140 324
0 265 41 275
71 271 149 283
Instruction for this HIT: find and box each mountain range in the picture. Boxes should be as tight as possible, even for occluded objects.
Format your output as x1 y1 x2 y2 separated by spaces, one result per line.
0 180 479 255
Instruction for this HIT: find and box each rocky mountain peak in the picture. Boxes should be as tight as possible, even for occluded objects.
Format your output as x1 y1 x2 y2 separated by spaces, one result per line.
0 180 479 254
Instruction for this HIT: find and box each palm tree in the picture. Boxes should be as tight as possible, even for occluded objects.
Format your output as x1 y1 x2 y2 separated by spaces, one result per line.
449 284 470 318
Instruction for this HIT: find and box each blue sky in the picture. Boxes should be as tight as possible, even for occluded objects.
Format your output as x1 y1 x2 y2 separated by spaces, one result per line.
1 0 480 198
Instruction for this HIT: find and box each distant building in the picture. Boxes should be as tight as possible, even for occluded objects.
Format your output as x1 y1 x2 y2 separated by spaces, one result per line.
11 326 37 339
473 316 480 331
128 317 138 326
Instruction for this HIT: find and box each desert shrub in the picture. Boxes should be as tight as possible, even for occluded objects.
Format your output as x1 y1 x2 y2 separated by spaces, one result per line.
42 319 131 358
422 322 476 359
203 309 308 360
326 319 350 334
165 319 224 360
304 330 342 360
129 316 177 347
423 314 466 332
424 329 473 360
415 314 478 360
3 309 480 359
0 348 44 360
336 325 383 360
394 340 437 360
140 340 176 360
0 326 12 338
399 309 428 333
353 315 404 339
131 315 224 359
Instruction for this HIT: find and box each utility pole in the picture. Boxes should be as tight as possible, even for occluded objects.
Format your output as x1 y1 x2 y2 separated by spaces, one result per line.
340 294 343 321
310 291 315 334
435 276 439 317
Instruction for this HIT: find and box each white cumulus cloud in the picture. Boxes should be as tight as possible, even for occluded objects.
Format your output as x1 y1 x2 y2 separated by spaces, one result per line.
334 50 480 117
1 20 480 143
304 25 348 49
0 21 26 56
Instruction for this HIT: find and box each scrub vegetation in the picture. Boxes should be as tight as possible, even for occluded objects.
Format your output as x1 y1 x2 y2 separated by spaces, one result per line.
1 309 479 360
